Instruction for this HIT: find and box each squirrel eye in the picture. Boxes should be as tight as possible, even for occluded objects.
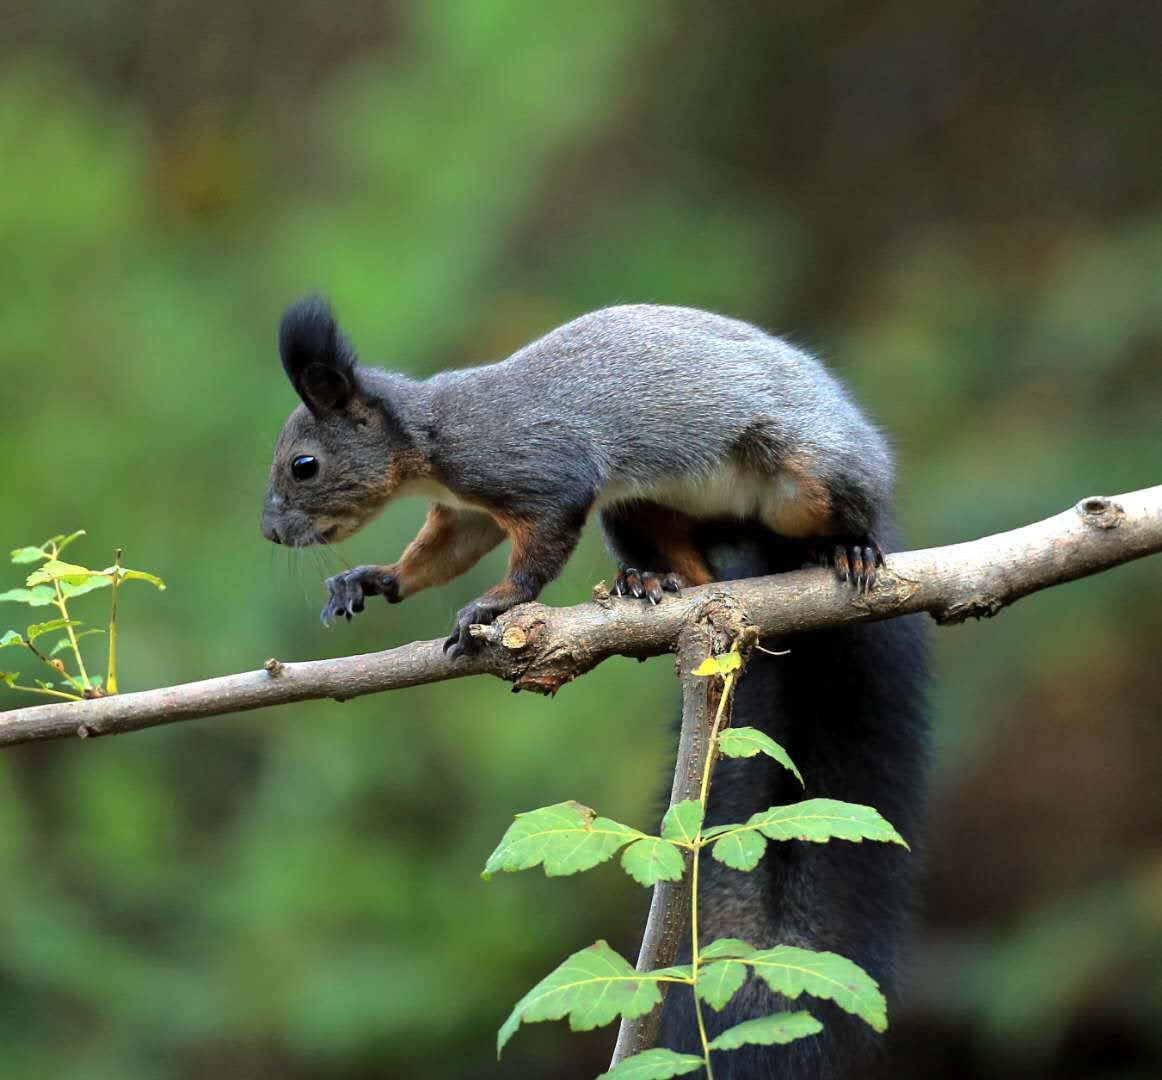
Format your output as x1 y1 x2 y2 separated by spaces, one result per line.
291 455 319 481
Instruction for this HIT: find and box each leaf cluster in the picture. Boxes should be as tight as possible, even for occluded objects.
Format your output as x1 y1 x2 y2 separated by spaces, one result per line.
485 645 910 1078
1 531 165 701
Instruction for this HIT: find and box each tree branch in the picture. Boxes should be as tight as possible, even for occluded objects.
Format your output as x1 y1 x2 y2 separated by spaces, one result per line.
2 487 1160 749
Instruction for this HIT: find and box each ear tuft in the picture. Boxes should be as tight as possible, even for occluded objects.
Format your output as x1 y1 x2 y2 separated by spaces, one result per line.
278 296 358 413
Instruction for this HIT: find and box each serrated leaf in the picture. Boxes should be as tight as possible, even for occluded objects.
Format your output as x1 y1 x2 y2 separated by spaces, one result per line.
483 801 641 879
650 964 694 981
691 650 742 677
717 727 803 786
695 959 748 1010
1 630 24 648
711 829 767 871
660 799 703 845
744 946 888 1032
0 671 19 687
108 567 166 590
50 629 105 656
60 577 112 599
498 941 663 1056
598 1047 705 1079
707 1011 823 1051
620 837 686 887
750 799 907 848
10 547 46 564
0 587 57 607
26 619 75 643
700 938 756 961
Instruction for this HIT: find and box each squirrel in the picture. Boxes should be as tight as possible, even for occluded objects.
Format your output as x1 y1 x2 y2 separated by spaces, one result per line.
261 297 929 1079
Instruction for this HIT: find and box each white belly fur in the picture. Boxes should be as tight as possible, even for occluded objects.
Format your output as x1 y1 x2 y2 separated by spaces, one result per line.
600 465 805 532
400 467 814 536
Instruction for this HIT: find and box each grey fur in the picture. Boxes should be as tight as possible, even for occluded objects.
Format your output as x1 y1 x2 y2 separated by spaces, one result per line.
263 303 893 548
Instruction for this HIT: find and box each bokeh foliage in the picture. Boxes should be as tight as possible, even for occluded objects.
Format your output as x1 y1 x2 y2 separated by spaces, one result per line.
1 3 1160 1077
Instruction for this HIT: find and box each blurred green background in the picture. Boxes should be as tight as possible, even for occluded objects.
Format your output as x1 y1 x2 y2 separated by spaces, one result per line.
2 3 1160 1078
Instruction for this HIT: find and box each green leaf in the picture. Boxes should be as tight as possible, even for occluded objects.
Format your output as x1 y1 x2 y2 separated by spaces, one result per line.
10 547 46 564
749 799 907 847
60 577 112 599
498 940 664 1056
50 629 105 656
0 630 25 648
691 650 742 677
108 567 166 590
26 619 75 643
660 799 703 845
711 829 767 871
0 587 57 607
620 837 686 887
650 964 694 981
717 726 803 786
707 1011 823 1051
0 671 19 687
26 560 103 588
700 938 756 961
744 946 887 1032
598 1048 705 1079
695 959 748 1010
482 801 641 879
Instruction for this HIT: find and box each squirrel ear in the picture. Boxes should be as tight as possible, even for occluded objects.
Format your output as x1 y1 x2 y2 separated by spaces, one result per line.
278 296 358 414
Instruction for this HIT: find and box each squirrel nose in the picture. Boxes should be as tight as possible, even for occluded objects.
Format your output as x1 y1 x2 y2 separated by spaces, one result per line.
262 521 282 545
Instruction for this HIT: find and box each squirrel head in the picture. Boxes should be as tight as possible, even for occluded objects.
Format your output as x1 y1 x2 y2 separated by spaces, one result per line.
262 297 419 547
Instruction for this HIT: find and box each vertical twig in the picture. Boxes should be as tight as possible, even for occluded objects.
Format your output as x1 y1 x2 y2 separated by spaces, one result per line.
610 623 718 1066
106 548 123 695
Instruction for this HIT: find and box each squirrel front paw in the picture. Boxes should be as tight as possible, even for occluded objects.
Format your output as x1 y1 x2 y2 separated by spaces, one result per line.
444 596 503 659
321 566 400 626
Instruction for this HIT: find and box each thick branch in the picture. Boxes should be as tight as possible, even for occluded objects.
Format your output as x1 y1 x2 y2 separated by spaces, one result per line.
2 487 1161 749
610 624 718 1063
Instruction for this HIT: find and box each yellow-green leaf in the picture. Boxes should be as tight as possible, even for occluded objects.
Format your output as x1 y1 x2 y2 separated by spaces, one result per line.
691 650 742 677
598 1048 704 1079
717 726 803 786
483 801 641 879
707 1011 822 1050
498 940 664 1056
743 946 888 1032
711 829 766 871
0 587 57 607
26 560 102 588
695 959 748 1010
620 837 686 887
660 799 703 845
700 938 756 961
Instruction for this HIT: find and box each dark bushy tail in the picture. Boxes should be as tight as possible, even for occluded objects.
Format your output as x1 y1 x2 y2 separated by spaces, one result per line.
656 525 930 1080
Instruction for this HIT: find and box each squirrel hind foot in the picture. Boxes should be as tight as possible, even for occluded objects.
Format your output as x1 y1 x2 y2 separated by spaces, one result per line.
612 566 684 605
807 538 885 593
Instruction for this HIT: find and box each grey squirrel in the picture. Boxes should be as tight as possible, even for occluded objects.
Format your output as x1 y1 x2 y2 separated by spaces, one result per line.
261 298 929 1079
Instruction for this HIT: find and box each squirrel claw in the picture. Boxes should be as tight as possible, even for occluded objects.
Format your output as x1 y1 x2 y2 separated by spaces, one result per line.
816 539 884 594
321 566 399 626
444 597 501 657
612 567 683 604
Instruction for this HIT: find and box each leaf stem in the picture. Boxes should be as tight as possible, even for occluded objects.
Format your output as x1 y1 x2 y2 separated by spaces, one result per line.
46 542 91 691
10 684 84 702
106 547 123 695
689 663 738 1080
